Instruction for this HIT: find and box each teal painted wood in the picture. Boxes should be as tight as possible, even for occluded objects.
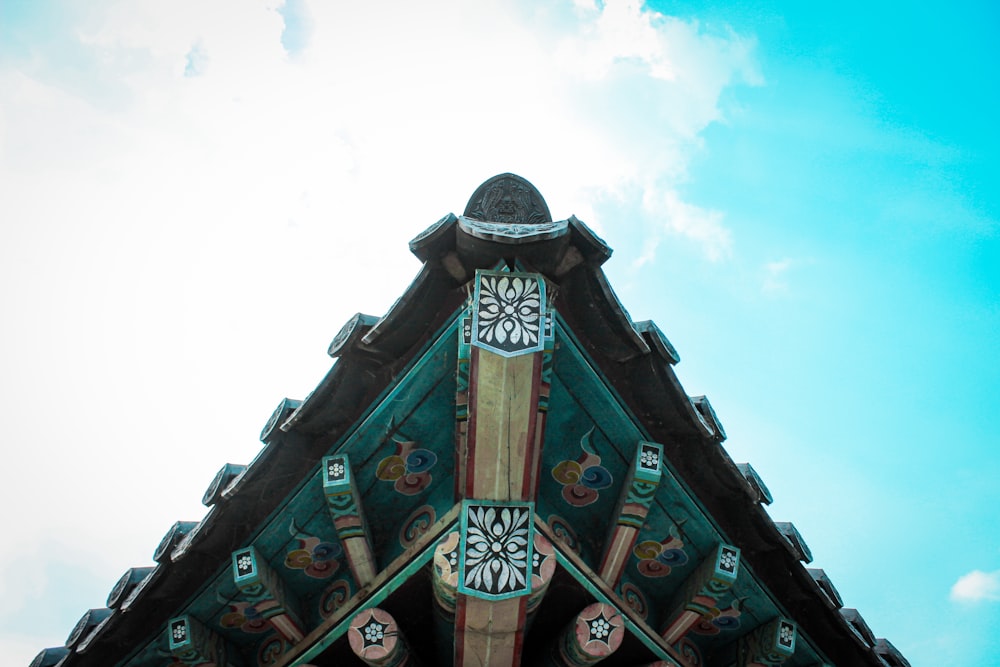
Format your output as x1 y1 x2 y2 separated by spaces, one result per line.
739 617 797 665
231 545 304 638
167 615 234 666
541 313 832 666
287 515 459 666
541 522 679 667
117 316 463 667
110 298 839 667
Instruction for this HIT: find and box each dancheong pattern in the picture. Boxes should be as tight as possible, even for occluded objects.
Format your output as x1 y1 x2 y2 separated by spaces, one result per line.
284 519 342 579
552 427 613 507
472 270 546 357
375 435 437 496
460 503 533 598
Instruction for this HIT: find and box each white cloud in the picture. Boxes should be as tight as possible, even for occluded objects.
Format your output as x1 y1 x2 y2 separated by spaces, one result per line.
0 0 758 660
642 188 732 262
763 257 794 294
951 570 1000 603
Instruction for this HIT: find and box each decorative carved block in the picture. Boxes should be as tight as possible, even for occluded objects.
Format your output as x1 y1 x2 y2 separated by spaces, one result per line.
471 269 546 357
458 501 534 600
167 615 232 666
739 617 797 665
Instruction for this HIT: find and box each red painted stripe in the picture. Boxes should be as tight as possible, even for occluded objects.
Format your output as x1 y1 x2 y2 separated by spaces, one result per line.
518 352 544 500
454 595 467 666
464 348 481 498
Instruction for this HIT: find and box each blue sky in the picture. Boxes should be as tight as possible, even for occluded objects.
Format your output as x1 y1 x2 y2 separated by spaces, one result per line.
1 1 997 664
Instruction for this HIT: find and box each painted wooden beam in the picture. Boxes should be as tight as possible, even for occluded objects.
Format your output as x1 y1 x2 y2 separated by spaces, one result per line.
437 527 560 665
232 545 305 644
525 531 557 619
463 269 549 502
167 614 236 666
454 500 535 667
431 529 462 665
455 596 527 667
322 453 377 586
737 617 797 666
464 346 543 500
546 602 625 667
598 441 663 587
455 310 472 499
348 607 415 667
432 530 462 620
660 543 741 645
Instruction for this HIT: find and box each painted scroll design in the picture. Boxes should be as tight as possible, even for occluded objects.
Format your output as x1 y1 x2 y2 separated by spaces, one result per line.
619 581 649 620
677 637 704 666
399 504 436 548
552 428 613 507
318 579 352 619
256 634 287 666
219 597 278 634
376 436 437 496
633 533 689 577
284 519 342 579
547 514 581 553
691 600 742 635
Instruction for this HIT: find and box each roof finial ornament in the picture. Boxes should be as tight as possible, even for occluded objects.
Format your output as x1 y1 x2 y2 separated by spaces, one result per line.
464 173 552 224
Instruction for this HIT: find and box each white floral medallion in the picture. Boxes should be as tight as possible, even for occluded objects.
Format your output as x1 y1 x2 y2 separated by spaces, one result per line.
471 270 546 357
458 501 534 599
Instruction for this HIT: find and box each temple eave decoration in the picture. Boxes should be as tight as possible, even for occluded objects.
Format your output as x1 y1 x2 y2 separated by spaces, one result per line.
31 173 909 667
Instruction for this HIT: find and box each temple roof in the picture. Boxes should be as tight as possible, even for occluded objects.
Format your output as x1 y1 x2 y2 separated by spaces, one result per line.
32 174 908 667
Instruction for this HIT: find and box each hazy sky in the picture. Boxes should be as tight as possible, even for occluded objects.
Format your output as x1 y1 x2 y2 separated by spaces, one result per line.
2 1 998 664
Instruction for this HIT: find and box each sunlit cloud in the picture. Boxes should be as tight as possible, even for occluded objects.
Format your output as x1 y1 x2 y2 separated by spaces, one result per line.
641 188 732 262
0 1 758 661
950 569 1000 603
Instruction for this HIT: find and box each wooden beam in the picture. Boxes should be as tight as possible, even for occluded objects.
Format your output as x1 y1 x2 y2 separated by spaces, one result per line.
737 617 797 666
455 596 527 667
525 531 557 619
454 500 535 667
348 607 415 667
660 543 740 645
455 311 472 499
463 269 549 502
322 454 377 586
232 545 305 644
432 529 461 620
598 441 663 587
274 504 461 667
546 602 625 666
465 347 543 500
167 615 236 666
